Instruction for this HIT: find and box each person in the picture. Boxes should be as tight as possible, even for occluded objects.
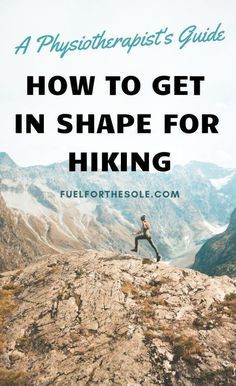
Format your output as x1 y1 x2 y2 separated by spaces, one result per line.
131 215 161 262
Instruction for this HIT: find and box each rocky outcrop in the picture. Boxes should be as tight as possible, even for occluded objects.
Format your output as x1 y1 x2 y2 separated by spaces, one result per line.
193 209 236 277
0 251 235 385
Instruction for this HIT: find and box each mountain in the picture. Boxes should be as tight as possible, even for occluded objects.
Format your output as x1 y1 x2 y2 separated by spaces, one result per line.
0 194 56 271
185 160 235 180
1 153 236 268
0 152 17 170
0 251 235 385
193 208 236 277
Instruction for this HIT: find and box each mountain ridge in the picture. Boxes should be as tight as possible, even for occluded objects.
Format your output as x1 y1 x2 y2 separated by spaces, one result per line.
1 153 235 266
0 155 236 272
0 153 234 173
193 208 236 277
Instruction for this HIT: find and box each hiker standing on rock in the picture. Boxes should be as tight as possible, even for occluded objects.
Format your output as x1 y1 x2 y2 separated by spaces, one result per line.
131 215 161 262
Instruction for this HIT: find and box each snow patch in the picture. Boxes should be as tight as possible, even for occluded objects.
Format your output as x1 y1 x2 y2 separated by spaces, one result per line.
1 179 20 188
210 172 235 190
203 220 227 235
74 200 96 216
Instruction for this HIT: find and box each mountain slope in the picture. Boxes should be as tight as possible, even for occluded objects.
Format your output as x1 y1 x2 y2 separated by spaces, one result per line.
0 152 17 170
193 209 236 277
0 251 235 385
0 194 56 271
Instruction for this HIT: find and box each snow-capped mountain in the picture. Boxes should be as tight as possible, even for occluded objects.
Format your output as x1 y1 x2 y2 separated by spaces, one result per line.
0 153 235 266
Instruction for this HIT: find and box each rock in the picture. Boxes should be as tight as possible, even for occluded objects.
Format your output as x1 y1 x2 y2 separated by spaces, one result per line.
9 350 25 363
47 259 58 267
163 359 172 373
166 352 174 362
0 250 235 386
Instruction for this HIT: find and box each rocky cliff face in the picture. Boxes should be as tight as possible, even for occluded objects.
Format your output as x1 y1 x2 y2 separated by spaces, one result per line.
0 194 56 272
193 209 236 277
0 251 235 385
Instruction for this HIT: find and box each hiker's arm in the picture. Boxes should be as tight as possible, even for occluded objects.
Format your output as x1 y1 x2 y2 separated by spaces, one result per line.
132 228 142 235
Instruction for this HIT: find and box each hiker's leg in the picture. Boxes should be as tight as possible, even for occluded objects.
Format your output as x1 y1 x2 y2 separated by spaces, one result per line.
135 235 145 251
147 237 160 256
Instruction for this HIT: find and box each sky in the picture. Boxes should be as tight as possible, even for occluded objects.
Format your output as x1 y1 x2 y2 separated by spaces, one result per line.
0 0 236 169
